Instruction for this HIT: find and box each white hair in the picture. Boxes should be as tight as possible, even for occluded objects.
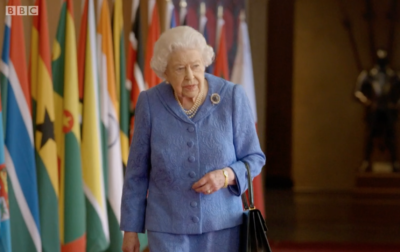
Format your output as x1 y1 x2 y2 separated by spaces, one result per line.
150 26 215 79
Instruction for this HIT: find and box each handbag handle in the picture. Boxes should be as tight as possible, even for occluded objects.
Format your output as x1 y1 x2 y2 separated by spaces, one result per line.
241 162 255 210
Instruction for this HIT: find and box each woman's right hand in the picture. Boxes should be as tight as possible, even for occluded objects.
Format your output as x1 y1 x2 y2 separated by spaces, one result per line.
122 232 140 252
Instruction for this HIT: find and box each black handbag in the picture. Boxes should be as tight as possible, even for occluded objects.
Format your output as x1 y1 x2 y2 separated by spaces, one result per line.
240 162 272 252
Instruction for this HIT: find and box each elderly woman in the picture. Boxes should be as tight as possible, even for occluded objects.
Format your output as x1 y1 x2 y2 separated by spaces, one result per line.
121 26 265 252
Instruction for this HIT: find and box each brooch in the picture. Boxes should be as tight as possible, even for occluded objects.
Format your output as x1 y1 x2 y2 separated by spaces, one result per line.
210 93 220 105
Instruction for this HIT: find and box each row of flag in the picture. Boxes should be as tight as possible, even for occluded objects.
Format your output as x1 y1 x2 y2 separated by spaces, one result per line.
0 0 260 251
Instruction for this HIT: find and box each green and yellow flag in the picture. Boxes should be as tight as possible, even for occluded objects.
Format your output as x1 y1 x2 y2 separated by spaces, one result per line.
78 0 109 250
113 0 130 174
52 0 86 251
30 0 60 251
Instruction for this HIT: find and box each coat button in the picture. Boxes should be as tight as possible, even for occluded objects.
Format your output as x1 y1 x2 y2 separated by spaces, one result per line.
187 141 194 147
188 156 196 163
190 201 197 207
189 171 196 178
187 126 195 132
191 216 199 223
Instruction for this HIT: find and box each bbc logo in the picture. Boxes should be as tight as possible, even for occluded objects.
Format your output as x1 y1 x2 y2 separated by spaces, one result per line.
6 6 39 16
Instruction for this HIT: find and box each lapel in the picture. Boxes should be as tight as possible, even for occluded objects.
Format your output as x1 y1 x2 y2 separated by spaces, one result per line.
155 73 227 124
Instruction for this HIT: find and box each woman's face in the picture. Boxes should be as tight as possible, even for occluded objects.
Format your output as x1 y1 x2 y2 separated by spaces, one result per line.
164 48 206 99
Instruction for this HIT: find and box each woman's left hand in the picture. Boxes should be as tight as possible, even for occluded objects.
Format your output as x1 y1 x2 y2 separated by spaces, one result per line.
192 167 236 195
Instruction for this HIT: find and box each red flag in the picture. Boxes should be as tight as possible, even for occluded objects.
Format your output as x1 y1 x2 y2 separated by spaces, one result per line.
213 7 229 80
127 0 146 142
144 0 161 89
231 11 265 215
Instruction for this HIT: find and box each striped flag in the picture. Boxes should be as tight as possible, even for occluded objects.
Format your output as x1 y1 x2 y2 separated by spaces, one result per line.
145 0 161 89
213 6 229 80
78 0 109 250
30 1 60 251
231 10 265 216
199 2 212 74
52 0 86 250
0 14 10 133
5 0 41 251
126 3 150 247
97 0 124 250
0 9 11 252
0 14 11 252
113 0 129 178
127 0 145 142
0 95 11 252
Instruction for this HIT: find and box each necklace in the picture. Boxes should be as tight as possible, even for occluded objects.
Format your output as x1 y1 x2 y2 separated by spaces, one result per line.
175 88 205 119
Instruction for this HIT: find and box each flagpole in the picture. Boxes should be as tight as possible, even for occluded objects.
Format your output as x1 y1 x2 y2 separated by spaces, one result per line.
199 2 206 34
179 0 187 25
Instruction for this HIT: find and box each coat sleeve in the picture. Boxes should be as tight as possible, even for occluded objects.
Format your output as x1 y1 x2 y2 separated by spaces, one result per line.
120 91 151 232
228 84 266 196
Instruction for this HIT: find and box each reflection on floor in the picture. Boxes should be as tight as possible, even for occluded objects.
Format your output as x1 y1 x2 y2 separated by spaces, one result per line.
265 189 400 250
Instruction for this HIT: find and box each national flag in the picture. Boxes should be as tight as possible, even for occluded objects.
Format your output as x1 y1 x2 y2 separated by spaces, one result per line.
165 0 177 29
0 94 11 252
98 0 124 250
213 6 229 80
0 14 10 133
179 0 188 26
231 10 265 216
113 0 129 177
125 2 150 247
5 0 41 251
78 0 109 250
30 1 60 251
52 0 86 250
127 0 145 142
199 2 212 73
144 0 161 89
0 11 12 252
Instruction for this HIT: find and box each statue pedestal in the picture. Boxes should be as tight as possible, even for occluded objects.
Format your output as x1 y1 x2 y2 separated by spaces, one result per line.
353 172 400 200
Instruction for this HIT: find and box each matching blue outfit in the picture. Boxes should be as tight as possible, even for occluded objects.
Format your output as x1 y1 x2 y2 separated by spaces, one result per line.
120 73 266 251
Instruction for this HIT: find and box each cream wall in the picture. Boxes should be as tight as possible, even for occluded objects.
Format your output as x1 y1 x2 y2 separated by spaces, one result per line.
247 0 267 153
293 0 400 191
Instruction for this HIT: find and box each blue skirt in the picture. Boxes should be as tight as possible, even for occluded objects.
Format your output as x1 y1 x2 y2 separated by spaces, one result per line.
148 225 241 252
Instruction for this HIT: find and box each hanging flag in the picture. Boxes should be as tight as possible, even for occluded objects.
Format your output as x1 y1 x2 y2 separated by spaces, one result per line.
125 2 149 250
0 18 9 247
199 2 212 73
165 0 177 29
213 6 229 80
0 95 11 252
78 0 109 250
0 14 10 133
5 0 41 251
113 0 129 178
99 0 124 250
127 0 146 142
52 0 86 251
231 10 265 216
144 0 161 89
0 9 11 252
30 1 60 251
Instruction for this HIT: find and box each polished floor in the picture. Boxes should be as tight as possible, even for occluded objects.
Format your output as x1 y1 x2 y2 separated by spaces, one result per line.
143 190 400 251
264 190 400 245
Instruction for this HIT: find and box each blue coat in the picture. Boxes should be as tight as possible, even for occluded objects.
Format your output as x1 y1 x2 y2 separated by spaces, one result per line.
120 73 266 235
